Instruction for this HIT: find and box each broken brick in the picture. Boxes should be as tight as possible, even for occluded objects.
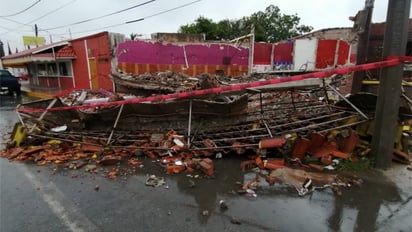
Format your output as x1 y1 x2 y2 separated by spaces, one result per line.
264 159 285 170
100 155 122 165
240 160 257 171
291 137 311 159
166 164 185 174
320 155 333 165
21 145 49 156
308 163 324 171
232 141 246 155
331 150 349 159
82 144 102 153
258 137 286 149
339 129 359 153
199 158 214 176
203 138 216 148
265 175 277 185
255 156 264 169
107 168 119 179
308 133 326 154
6 147 24 159
128 158 142 166
145 150 158 159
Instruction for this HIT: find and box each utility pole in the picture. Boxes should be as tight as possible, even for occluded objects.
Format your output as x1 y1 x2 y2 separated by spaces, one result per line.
248 25 255 75
351 0 374 93
0 40 4 57
371 0 411 168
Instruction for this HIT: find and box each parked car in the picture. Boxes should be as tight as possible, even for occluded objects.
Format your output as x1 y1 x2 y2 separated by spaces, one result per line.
0 69 21 96
18 74 30 81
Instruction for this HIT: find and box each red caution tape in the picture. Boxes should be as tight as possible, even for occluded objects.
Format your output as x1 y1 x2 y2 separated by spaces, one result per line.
17 57 407 114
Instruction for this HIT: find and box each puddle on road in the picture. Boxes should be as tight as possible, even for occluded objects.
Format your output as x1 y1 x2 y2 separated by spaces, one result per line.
91 156 410 231
172 156 409 231
3 147 411 231
0 95 23 109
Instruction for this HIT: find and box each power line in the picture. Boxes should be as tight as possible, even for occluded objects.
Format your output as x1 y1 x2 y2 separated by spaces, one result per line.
0 0 77 36
0 0 42 17
0 17 31 27
0 25 12 31
131 0 202 22
26 0 77 25
67 0 202 35
45 0 156 31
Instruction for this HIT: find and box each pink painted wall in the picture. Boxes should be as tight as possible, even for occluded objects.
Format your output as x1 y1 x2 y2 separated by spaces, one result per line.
117 40 249 66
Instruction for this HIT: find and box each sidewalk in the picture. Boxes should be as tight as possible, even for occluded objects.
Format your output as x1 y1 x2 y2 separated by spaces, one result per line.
21 82 63 99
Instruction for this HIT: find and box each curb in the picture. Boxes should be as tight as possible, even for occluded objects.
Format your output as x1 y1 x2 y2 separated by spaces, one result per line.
23 90 54 99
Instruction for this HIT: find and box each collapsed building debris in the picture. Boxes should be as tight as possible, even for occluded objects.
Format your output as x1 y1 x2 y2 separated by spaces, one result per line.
1 57 412 196
4 87 408 195
111 71 219 96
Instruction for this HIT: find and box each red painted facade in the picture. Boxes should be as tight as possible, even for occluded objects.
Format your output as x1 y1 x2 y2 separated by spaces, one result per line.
253 43 273 65
1 32 114 91
70 32 113 90
316 40 350 69
273 42 293 64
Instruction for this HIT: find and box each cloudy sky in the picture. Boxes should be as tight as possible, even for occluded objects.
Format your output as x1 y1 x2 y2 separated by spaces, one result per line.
0 0 400 51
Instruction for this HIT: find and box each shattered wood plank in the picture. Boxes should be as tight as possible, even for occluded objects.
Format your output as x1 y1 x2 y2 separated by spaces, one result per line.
82 144 103 153
393 149 411 164
7 147 25 159
21 145 49 156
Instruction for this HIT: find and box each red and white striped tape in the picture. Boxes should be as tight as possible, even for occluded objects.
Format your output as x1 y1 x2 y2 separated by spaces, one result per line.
17 57 408 114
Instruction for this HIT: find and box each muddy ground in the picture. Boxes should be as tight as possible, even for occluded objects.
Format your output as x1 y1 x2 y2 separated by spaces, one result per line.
1 94 411 232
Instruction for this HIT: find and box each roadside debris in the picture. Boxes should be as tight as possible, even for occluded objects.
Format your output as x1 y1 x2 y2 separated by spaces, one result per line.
201 210 209 216
219 200 229 211
145 174 166 187
230 217 242 225
240 166 362 197
107 168 119 179
85 164 97 172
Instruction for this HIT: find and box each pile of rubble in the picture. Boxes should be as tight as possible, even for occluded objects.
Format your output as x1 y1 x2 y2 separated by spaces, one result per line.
112 71 220 95
0 129 216 178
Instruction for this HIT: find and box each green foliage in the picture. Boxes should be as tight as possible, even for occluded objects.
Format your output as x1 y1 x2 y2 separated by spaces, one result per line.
336 157 374 171
178 5 313 42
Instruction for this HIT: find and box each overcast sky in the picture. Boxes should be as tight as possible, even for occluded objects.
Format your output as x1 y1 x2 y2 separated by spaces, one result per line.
0 0 403 51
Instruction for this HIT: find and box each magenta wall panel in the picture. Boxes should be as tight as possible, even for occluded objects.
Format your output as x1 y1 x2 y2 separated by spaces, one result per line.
117 40 249 66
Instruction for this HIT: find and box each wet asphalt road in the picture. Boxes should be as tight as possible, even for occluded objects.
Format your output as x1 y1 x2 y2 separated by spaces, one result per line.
0 94 412 232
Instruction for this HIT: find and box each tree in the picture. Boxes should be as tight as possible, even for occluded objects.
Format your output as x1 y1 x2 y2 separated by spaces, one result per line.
7 42 12 55
178 5 313 42
179 16 218 40
0 40 4 57
130 33 138 40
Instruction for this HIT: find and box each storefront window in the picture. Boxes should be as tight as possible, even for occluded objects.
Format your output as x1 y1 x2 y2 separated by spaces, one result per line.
58 62 72 76
37 64 47 76
47 63 57 75
35 61 72 77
